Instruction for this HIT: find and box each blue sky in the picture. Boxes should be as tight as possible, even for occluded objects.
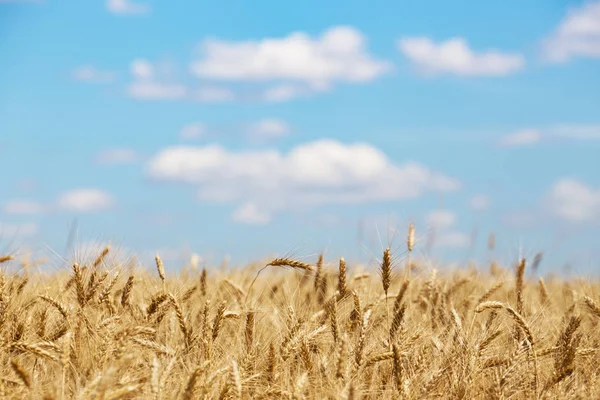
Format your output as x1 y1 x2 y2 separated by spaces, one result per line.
1 0 600 273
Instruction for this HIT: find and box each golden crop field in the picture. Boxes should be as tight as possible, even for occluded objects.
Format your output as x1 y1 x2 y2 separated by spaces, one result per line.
0 233 599 400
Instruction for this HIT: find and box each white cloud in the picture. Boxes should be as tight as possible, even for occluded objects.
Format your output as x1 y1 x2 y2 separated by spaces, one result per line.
398 37 525 77
498 129 542 147
147 140 459 219
470 194 491 211
190 26 391 87
426 210 456 230
180 123 207 140
71 65 115 83
547 178 600 222
57 189 115 212
107 0 149 15
3 199 45 215
543 1 600 62
0 222 39 238
231 202 271 225
94 148 139 164
248 118 290 141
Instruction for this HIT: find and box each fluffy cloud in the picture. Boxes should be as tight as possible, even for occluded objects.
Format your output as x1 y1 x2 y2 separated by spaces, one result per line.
547 178 600 222
247 118 290 141
498 129 542 147
3 199 45 215
231 203 271 225
107 0 149 15
470 194 491 211
94 148 139 164
398 37 525 77
147 140 459 220
190 26 391 87
0 222 39 238
71 65 115 83
57 189 115 212
543 1 600 62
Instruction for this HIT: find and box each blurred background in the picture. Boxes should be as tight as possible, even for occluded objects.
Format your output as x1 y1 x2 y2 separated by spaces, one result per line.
1 0 599 274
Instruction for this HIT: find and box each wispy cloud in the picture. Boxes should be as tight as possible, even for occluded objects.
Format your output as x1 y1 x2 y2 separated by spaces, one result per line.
231 202 271 225
106 0 150 15
498 125 600 147
498 129 542 147
0 222 39 238
94 148 139 165
247 118 291 142
3 199 45 215
542 1 600 62
57 189 115 212
398 37 525 77
470 194 491 211
179 123 207 140
71 65 115 83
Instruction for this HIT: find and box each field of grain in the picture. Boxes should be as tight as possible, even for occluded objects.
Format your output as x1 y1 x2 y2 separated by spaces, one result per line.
0 234 599 399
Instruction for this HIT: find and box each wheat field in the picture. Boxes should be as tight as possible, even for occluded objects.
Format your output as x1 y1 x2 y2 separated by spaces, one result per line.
0 235 599 400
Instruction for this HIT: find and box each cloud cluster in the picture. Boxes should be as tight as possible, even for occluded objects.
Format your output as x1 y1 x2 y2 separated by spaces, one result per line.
125 27 390 102
398 37 525 77
147 139 459 224
543 1 600 62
